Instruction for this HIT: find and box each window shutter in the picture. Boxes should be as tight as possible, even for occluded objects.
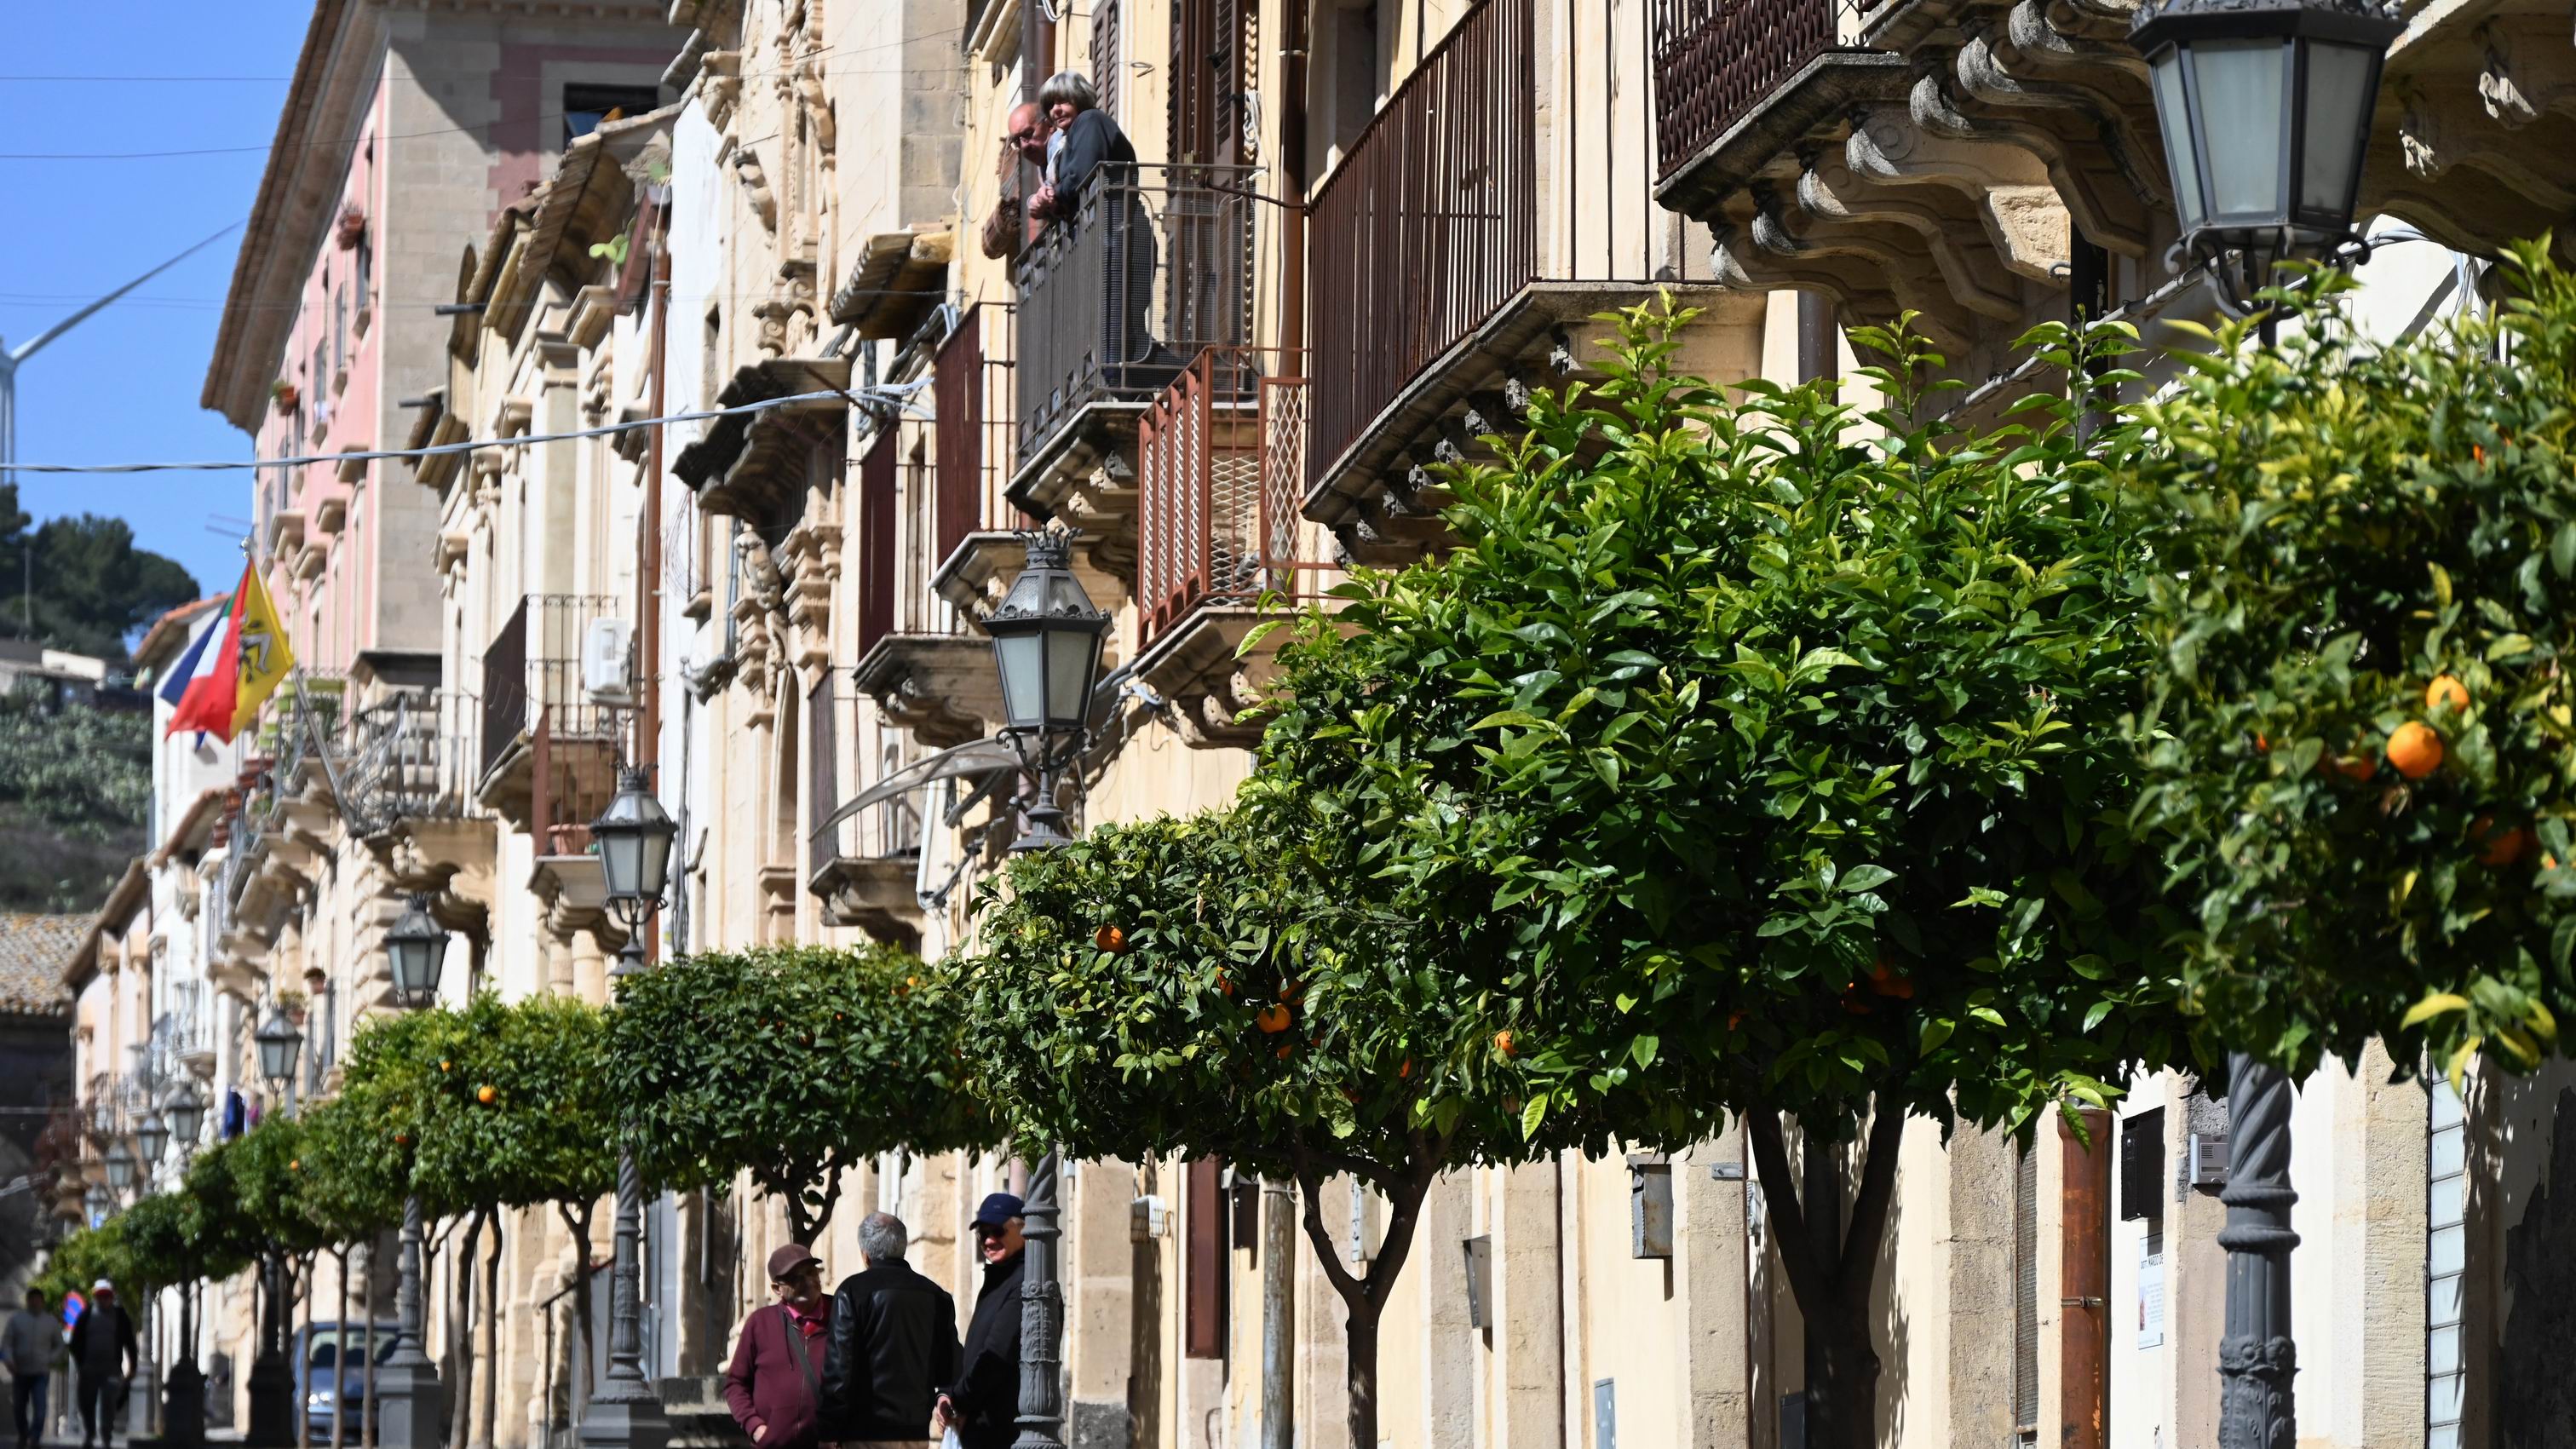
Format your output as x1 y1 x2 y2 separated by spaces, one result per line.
855 427 898 658
1095 0 1123 123
2013 1141 2039 1437
1183 1158 1227 1358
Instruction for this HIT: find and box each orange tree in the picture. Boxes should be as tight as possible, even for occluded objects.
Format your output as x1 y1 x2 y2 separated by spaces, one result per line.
1248 300 2191 1449
604 944 995 1244
2128 243 2576 1084
950 785 1711 1449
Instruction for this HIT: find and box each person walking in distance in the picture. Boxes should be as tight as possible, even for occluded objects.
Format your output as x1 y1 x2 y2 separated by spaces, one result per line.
3 1289 62 1449
934 1194 1025 1449
722 1247 833 1449
65 1283 132 1449
818 1214 956 1448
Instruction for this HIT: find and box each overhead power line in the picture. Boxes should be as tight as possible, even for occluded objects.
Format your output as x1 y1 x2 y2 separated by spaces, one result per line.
4 381 928 475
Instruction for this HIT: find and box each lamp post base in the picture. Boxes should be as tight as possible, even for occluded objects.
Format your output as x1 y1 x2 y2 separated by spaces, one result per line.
574 1385 669 1449
157 1359 199 1449
372 1353 446 1449
244 1350 295 1449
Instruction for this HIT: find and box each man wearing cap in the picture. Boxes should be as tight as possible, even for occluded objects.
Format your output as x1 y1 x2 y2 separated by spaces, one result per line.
818 1213 955 1448
723 1246 833 1449
65 1282 134 1449
934 1193 1026 1449
3 1288 63 1449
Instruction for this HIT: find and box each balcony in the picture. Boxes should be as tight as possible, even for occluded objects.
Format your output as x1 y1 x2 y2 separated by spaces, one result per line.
805 685 925 949
1009 165 1256 571
850 331 1022 747
1647 0 2576 362
1303 0 1750 560
478 595 625 830
1132 348 1312 747
344 689 497 934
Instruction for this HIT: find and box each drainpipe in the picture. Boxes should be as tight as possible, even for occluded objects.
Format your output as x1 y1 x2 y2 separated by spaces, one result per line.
1260 1176 1294 1449
2059 1109 2110 1449
641 248 670 963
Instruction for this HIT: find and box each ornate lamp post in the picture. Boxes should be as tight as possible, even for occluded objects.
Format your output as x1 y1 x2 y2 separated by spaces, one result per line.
2132 5 2398 1442
246 1005 304 1447
253 1009 304 1108
160 1084 210 1449
134 1113 170 1169
375 894 450 1449
578 770 676 1449
984 532 1108 1449
102 1141 136 1197
2132 0 2403 317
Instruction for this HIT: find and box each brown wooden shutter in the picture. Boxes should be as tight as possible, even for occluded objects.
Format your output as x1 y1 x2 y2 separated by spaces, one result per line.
2012 1141 2038 1436
1095 0 1122 123
933 313 986 567
1170 0 1241 164
808 670 837 875
1183 1157 1227 1359
856 427 899 658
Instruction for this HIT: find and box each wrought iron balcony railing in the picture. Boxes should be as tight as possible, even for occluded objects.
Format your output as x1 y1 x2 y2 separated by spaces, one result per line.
480 595 622 782
342 690 480 836
1649 0 1841 181
1014 164 1257 463
1137 348 1310 649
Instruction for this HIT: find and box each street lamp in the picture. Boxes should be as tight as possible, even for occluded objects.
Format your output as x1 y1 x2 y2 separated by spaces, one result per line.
135 1112 170 1167
982 532 1106 1449
2131 8 2399 1444
579 767 676 1449
2131 0 2402 313
164 1088 205 1155
254 1009 304 1096
385 894 450 1009
83 1182 108 1224
102 1141 135 1194
984 530 1108 854
373 899 454 1449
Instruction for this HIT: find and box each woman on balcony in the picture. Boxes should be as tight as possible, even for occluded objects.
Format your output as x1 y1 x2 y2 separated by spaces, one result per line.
1026 72 1175 392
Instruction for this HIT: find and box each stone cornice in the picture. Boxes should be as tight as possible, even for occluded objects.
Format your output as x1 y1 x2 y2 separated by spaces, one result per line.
201 0 380 431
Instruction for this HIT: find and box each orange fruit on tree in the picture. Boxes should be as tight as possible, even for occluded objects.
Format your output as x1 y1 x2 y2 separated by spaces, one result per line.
1256 1004 1292 1034
2426 676 2471 714
1275 1042 1295 1061
1095 924 1128 954
2472 815 2529 866
290 1159 301 1171
1492 1029 1515 1058
439 1060 451 1072
1396 1057 1415 1080
2387 722 2444 780
1214 971 1236 998
476 1084 497 1105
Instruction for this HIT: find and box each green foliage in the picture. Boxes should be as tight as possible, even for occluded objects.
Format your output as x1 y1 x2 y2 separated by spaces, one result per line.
34 1217 132 1305
227 1115 329 1256
1256 297 2187 1145
298 1095 405 1243
2128 243 2576 1084
432 995 616 1216
956 791 1705 1189
606 944 994 1239
0 684 152 912
0 484 202 662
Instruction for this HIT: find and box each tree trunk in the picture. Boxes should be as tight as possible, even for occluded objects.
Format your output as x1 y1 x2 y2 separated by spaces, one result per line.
556 1202 596 1414
331 1245 351 1449
446 1211 486 1449
1290 1147 1440 1449
298 1252 319 1449
474 1216 503 1449
1745 1097 1907 1449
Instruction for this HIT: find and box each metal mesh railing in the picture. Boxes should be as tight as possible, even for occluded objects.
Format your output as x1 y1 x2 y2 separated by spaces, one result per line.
1015 165 1257 457
342 691 480 835
1308 0 1536 490
480 595 621 780
1650 0 1841 180
1137 348 1312 647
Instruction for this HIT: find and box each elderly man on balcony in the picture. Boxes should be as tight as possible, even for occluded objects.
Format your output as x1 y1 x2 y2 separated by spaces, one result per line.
1026 72 1174 390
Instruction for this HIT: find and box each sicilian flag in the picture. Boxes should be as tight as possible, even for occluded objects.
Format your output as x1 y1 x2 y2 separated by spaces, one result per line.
164 562 295 743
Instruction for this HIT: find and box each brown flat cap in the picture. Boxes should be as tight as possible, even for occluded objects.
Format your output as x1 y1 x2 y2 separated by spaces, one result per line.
766 1245 819 1280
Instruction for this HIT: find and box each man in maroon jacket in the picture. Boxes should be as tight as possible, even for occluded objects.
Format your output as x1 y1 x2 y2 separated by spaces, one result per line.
724 1246 833 1449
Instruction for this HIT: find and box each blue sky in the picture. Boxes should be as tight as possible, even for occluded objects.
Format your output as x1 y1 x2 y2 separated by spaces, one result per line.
1 6 312 601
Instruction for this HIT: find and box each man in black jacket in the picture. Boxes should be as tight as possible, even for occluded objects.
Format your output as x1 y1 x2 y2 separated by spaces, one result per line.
818 1214 957 1448
934 1193 1026 1449
66 1281 135 1449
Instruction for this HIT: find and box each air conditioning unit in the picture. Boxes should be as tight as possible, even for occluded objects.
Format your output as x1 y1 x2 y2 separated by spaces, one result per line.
2187 1133 2229 1191
583 618 635 705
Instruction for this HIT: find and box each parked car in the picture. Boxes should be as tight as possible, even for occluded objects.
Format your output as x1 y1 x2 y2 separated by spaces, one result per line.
294 1320 406 1441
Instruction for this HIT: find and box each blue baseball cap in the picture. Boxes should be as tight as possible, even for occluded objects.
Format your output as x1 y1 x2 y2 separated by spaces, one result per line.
972 1192 1025 1229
